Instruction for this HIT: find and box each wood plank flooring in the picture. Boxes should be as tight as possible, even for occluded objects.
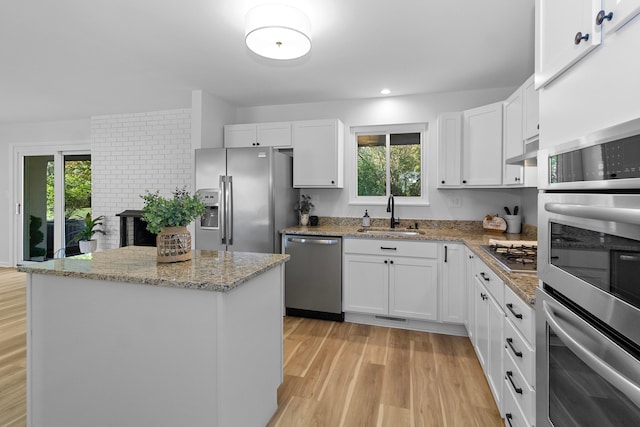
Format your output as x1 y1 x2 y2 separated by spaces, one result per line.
0 269 501 427
0 268 27 427
268 317 503 427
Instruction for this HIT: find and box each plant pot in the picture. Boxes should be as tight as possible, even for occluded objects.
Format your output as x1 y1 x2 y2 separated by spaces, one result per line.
157 226 192 263
300 213 310 226
79 240 98 254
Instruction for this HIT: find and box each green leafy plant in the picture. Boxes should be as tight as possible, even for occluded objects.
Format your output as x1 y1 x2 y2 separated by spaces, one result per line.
73 213 106 242
294 194 314 214
29 215 46 258
140 187 205 235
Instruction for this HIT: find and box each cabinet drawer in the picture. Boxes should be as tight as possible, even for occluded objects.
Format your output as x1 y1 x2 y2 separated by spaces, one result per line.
503 318 535 387
474 258 504 306
343 238 438 258
503 347 535 426
502 376 533 427
504 286 534 345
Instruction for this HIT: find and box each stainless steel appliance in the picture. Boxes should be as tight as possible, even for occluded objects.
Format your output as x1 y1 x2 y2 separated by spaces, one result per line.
283 235 343 321
195 147 298 253
536 117 640 426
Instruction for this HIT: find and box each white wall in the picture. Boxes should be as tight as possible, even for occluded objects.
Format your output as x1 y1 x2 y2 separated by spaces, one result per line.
91 109 192 250
191 90 236 150
235 88 539 226
0 119 90 266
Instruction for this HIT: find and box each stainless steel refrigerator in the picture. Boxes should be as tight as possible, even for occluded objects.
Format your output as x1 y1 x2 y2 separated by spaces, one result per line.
195 147 298 253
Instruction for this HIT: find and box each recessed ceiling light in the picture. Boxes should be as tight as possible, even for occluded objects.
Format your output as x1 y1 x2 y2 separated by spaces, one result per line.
380 88 391 95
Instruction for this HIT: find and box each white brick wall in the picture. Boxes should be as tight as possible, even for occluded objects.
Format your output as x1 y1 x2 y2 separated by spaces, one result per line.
91 109 192 250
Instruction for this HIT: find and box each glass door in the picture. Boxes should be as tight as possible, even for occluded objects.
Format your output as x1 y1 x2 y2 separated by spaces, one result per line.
19 151 92 261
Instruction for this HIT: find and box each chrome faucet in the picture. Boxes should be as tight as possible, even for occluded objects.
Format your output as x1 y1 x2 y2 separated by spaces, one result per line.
386 194 400 228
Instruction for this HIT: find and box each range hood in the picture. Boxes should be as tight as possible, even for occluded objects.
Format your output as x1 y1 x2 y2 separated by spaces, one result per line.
506 140 538 166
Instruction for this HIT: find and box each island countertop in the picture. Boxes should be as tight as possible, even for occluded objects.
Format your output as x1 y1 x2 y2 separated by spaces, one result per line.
17 246 289 292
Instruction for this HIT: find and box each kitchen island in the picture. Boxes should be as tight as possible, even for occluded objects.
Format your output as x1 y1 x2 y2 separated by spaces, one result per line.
18 246 289 427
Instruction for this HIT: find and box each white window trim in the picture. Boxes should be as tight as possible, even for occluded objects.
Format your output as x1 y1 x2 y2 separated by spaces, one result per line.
349 123 429 206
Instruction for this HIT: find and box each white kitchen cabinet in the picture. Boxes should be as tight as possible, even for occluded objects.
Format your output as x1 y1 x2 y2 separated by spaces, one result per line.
602 0 640 34
342 238 438 321
440 243 466 324
462 102 504 186
465 248 477 345
224 122 292 148
293 119 344 188
473 256 505 416
503 88 525 187
536 0 603 88
437 112 463 187
522 75 539 142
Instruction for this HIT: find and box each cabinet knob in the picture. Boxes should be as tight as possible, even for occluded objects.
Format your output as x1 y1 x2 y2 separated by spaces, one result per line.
596 10 613 25
574 31 590 45
331 180 335 184
462 180 467 184
384 260 388 264
441 180 445 184
390 260 394 265
252 142 256 146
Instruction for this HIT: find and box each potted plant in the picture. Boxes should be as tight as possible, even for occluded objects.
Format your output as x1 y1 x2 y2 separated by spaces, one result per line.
294 194 314 226
140 187 205 263
73 213 106 254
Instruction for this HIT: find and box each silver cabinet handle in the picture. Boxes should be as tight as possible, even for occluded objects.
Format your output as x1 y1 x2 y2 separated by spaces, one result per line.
287 237 339 245
545 202 640 225
543 300 640 408
219 175 226 244
227 176 233 245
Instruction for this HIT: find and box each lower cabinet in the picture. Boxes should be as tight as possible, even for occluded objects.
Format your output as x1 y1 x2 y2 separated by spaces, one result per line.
472 258 505 416
465 247 477 345
342 238 438 321
440 243 466 323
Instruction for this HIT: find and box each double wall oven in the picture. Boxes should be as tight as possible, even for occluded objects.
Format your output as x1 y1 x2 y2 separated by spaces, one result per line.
536 118 640 426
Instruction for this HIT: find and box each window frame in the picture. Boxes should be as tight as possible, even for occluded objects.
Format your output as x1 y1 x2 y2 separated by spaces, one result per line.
350 123 429 206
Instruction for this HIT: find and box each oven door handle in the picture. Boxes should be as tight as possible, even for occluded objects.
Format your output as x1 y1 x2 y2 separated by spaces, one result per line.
543 300 640 408
544 202 640 225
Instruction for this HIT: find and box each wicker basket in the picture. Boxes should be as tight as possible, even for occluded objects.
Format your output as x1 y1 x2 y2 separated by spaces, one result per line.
156 226 192 263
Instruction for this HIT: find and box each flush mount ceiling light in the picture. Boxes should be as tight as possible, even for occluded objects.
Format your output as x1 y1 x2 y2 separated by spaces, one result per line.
245 4 312 60
380 88 391 95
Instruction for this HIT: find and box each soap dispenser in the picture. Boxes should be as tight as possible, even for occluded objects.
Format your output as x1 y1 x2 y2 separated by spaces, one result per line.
362 210 370 227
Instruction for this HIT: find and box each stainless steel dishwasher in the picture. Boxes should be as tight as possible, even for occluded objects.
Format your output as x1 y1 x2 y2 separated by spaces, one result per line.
284 234 343 321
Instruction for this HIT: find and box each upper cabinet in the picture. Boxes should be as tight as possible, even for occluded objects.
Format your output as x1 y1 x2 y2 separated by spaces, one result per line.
437 113 463 187
293 119 344 188
462 102 504 186
601 0 640 34
522 75 540 142
503 89 525 186
224 122 292 148
536 0 603 88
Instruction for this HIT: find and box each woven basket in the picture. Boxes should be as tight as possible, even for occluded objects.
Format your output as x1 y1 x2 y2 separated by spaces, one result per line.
156 226 192 263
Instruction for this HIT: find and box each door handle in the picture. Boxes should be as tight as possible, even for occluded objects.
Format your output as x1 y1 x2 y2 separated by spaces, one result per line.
219 175 226 244
227 176 233 245
506 338 523 358
287 237 338 245
545 202 640 225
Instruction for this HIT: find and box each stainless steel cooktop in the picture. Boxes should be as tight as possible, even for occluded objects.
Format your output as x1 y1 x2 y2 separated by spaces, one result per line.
480 243 537 274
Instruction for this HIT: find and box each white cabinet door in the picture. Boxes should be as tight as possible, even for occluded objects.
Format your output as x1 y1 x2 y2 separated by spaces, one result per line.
487 293 505 415
474 276 490 370
522 75 539 142
224 124 257 148
388 257 438 321
440 243 466 324
293 119 344 188
343 254 388 315
503 89 525 187
602 0 640 34
462 102 503 186
437 112 463 187
536 0 602 88
224 122 291 148
465 248 477 344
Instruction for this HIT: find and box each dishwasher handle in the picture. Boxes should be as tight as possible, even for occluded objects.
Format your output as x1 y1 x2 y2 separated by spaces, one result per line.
287 237 340 245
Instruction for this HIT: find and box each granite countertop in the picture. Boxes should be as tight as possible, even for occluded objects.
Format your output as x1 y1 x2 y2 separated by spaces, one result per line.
282 223 539 306
17 246 290 292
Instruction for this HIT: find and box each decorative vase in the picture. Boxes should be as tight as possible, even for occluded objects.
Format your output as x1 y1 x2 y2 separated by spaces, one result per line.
300 213 310 226
156 226 192 263
79 240 98 254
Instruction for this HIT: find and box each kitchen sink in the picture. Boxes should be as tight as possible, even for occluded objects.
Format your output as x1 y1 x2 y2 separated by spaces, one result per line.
356 227 425 236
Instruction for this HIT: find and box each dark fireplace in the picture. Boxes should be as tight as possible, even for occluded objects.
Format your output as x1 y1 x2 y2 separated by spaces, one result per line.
116 210 156 247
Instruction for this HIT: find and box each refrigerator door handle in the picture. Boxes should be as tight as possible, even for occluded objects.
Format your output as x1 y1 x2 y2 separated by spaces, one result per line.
219 175 226 244
228 176 233 245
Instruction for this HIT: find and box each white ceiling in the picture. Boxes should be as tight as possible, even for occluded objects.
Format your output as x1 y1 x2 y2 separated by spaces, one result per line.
0 0 535 125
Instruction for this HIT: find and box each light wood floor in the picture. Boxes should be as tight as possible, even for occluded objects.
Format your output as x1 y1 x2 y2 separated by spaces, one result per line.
0 268 27 427
0 269 501 427
268 317 502 427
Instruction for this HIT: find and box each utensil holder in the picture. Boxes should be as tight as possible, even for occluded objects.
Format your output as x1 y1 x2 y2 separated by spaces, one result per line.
504 215 522 234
